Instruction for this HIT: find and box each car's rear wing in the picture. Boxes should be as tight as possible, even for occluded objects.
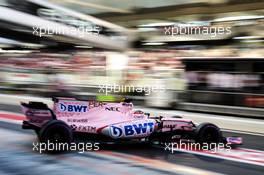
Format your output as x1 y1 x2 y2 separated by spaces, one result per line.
21 102 56 118
21 101 56 128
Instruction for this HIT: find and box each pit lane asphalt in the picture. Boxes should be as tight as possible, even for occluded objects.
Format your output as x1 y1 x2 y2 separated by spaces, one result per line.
0 104 263 175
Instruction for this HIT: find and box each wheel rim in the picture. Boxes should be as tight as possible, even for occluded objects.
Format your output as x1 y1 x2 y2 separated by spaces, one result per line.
45 125 71 143
202 127 219 143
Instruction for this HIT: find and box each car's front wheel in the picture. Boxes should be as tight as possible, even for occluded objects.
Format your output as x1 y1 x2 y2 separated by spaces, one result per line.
195 123 222 144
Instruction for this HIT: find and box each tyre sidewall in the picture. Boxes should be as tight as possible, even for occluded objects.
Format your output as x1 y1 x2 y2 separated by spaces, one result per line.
195 123 222 144
39 120 73 144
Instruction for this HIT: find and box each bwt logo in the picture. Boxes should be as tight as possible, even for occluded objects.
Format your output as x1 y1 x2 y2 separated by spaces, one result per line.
110 122 155 138
110 126 123 138
59 103 88 112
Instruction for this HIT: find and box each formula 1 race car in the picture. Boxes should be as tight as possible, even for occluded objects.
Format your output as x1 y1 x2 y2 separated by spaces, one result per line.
21 97 242 147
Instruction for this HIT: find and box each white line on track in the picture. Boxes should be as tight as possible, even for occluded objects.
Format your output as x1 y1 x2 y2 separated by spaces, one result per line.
222 129 264 137
0 110 24 124
0 110 23 116
0 118 22 124
169 148 264 167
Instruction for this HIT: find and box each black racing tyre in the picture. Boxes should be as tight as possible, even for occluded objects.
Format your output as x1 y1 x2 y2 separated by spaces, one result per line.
39 120 73 144
195 123 222 144
34 129 40 136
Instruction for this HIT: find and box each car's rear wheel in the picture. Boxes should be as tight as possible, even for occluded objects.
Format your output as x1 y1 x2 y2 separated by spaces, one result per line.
34 129 40 136
39 120 73 151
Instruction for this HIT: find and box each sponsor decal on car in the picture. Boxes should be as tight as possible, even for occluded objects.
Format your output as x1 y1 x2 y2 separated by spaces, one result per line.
70 124 96 133
59 103 88 113
105 107 120 112
26 110 51 117
67 118 88 123
110 122 155 138
163 124 177 129
110 126 123 137
88 101 105 109
25 110 52 123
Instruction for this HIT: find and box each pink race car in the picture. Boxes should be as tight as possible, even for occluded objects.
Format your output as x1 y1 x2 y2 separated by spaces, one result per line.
21 97 242 146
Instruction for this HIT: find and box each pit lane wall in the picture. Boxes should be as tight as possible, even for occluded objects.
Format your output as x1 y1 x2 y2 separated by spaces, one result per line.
1 69 264 118
177 102 264 119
